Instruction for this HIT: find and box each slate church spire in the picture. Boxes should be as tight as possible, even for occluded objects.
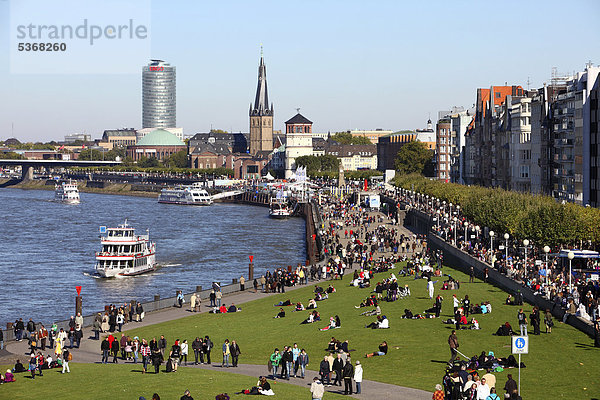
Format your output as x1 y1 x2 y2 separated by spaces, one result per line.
249 47 274 155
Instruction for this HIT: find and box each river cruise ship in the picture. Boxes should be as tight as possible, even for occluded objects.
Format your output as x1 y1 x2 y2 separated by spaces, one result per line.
95 221 156 277
158 183 213 206
54 180 80 204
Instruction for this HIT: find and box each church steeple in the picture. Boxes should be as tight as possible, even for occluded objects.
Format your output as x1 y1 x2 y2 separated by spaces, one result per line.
250 50 273 116
249 47 274 155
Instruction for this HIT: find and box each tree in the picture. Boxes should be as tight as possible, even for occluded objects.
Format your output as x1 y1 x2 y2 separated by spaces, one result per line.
319 155 340 172
295 155 321 173
2 151 25 159
210 129 228 134
137 156 160 168
330 132 372 145
394 141 433 175
78 148 103 160
105 146 127 161
163 150 188 168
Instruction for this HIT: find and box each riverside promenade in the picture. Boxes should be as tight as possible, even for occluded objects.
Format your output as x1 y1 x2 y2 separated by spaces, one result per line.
3 205 431 400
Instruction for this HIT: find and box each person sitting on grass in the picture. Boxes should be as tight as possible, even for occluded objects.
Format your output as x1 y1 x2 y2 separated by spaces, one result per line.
326 337 340 352
326 285 336 294
227 304 240 313
365 315 389 329
274 308 286 319
4 369 15 382
13 360 25 373
307 299 318 309
360 304 382 316
315 292 329 301
401 309 414 319
319 315 341 331
355 295 378 308
293 302 305 312
237 376 275 396
365 341 388 358
274 299 292 307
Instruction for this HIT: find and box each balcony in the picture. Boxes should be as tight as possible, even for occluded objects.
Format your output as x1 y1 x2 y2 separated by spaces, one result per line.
554 138 574 147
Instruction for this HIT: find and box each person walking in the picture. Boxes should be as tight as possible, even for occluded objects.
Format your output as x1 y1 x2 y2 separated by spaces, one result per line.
176 291 184 308
62 348 70 373
319 356 330 386
158 335 167 356
544 309 554 334
269 348 281 379
192 337 202 365
332 352 344 386
517 309 528 336
427 278 434 299
230 340 241 367
240 276 245 291
297 349 309 379
311 376 325 400
140 339 151 373
222 339 230 368
354 361 363 394
216 290 222 307
180 339 189 366
101 337 110 364
204 335 213 364
448 330 459 365
530 306 541 335
209 290 216 307
343 358 354 395
190 293 197 312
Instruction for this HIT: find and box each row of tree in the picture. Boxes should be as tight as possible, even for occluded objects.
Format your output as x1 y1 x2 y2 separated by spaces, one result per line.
394 173 600 247
69 165 234 176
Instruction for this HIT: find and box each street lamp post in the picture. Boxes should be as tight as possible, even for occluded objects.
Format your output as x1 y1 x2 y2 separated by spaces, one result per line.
464 222 469 245
543 245 551 286
504 233 510 266
523 239 530 273
489 231 495 261
567 250 574 294
456 204 460 217
475 225 480 241
453 217 458 245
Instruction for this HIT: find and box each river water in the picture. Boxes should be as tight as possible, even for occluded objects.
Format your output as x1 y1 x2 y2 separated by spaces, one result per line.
0 188 306 325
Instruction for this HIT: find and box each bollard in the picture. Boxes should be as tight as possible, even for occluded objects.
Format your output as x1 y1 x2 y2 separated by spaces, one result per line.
232 278 237 284
104 305 111 312
196 285 203 292
154 295 160 302
6 322 13 330
248 263 254 281
75 295 82 316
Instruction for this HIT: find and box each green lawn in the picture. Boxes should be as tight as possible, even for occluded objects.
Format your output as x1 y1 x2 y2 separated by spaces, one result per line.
0 363 347 400
121 265 600 400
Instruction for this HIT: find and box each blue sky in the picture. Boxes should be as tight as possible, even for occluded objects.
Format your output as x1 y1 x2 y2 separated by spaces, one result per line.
1 0 599 142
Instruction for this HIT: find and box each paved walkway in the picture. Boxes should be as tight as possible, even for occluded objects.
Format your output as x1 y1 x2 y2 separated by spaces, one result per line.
5 208 431 399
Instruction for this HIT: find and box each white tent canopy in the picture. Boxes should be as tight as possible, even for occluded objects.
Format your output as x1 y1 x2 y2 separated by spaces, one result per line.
264 172 275 180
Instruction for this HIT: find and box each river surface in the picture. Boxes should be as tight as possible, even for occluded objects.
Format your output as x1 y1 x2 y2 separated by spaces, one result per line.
0 188 306 325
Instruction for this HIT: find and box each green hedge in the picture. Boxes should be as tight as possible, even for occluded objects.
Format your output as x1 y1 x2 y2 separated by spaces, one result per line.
393 174 600 247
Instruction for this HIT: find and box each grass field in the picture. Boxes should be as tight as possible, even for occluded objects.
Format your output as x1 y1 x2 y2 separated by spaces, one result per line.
0 363 349 400
120 265 600 400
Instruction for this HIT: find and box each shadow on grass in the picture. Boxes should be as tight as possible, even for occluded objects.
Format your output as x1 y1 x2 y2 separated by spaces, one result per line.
575 342 599 350
430 360 448 364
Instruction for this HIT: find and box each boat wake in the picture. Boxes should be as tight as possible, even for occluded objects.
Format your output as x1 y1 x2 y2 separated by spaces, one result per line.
83 271 103 279
159 263 182 268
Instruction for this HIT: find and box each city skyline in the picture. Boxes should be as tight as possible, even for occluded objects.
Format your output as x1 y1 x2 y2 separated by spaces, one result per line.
1 0 599 142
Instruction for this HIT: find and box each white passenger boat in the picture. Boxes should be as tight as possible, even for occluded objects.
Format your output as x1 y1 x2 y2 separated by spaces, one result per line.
95 221 156 278
54 180 80 204
158 182 213 206
269 197 291 219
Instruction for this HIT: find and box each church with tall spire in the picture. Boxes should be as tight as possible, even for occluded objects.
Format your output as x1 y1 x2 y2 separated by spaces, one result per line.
249 48 274 155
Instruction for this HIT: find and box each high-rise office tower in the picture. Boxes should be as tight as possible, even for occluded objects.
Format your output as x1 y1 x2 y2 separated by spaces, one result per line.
142 59 176 129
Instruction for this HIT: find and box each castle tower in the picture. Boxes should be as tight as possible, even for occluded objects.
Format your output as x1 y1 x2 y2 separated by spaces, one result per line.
249 49 274 155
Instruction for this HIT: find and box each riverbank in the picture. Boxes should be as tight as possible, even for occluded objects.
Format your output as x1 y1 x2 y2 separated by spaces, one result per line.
0 178 158 198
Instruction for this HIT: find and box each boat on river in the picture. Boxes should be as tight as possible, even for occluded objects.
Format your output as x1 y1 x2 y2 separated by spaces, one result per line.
54 180 80 204
158 182 213 206
95 220 156 277
269 197 291 219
